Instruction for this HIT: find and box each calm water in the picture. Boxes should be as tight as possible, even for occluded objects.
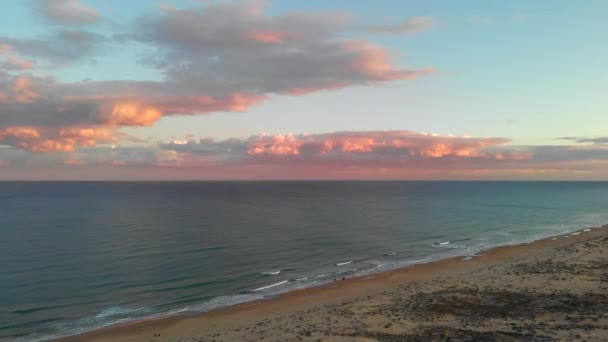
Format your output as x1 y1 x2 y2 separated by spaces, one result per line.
1 181 608 341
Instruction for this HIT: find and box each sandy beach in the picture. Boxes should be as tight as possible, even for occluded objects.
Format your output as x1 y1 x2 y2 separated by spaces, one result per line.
58 226 608 342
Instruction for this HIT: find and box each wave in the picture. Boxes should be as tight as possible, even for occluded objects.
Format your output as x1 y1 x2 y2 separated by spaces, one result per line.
298 281 317 288
183 294 263 313
400 257 432 265
252 280 289 292
94 306 145 319
335 261 353 266
14 217 607 342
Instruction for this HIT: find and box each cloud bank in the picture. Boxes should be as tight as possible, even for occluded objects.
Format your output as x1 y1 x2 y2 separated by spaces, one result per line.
2 130 607 180
0 0 433 154
1 1 603 180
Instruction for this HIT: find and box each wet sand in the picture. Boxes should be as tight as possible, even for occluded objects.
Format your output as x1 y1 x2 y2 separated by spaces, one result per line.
58 226 608 341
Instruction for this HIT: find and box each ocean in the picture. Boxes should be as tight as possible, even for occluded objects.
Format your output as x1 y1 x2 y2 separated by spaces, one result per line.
1 181 607 341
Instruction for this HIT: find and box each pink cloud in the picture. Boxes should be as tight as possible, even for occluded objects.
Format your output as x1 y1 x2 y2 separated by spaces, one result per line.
0 126 116 152
5 130 608 180
282 83 348 96
0 46 35 71
151 93 269 115
6 57 35 70
98 102 162 126
0 77 40 104
342 41 435 81
60 93 269 127
0 1 434 156
245 131 518 160
246 30 289 44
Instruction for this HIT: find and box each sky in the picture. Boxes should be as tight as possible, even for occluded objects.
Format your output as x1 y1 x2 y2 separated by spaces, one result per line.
0 0 607 180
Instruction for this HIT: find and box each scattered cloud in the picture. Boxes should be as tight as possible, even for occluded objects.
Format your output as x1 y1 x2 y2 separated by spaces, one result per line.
38 0 101 25
0 45 36 72
558 136 608 145
0 57 35 71
369 16 438 35
0 0 433 153
0 30 108 63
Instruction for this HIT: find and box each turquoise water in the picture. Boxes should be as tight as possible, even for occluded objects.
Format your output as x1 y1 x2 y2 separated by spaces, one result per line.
1 181 607 341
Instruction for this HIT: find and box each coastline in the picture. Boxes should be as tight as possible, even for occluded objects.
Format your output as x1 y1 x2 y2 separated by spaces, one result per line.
55 224 608 341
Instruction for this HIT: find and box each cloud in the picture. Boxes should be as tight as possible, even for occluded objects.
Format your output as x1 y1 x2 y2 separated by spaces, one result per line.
3 129 608 180
0 73 270 130
369 16 437 35
0 45 36 72
38 0 101 25
0 1 433 152
0 57 35 71
558 136 608 145
0 126 116 152
131 1 432 95
160 130 522 164
1 129 522 169
0 30 107 63
246 30 289 44
153 131 608 179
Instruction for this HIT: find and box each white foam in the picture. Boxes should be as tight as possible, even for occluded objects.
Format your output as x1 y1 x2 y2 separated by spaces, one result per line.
260 270 281 275
437 241 450 245
583 228 591 232
297 281 317 288
571 232 580 236
386 252 397 256
295 277 309 281
400 257 432 265
186 294 263 313
252 280 288 292
94 306 144 319
336 261 353 266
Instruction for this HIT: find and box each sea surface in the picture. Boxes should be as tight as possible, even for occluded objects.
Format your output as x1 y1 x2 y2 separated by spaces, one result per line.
1 181 608 341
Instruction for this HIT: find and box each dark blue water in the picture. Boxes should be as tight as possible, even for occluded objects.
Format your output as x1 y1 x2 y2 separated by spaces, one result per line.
1 181 607 341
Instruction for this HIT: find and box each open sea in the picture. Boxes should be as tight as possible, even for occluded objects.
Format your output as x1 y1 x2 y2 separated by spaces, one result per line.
1 181 608 341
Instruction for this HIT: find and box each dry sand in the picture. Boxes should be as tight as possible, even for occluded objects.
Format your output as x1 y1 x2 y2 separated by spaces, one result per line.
58 226 608 342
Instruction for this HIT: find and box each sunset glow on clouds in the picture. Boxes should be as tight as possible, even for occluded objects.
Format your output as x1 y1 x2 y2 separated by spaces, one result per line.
0 0 607 179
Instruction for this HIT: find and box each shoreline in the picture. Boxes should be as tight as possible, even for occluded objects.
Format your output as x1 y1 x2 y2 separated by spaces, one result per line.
54 224 608 342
